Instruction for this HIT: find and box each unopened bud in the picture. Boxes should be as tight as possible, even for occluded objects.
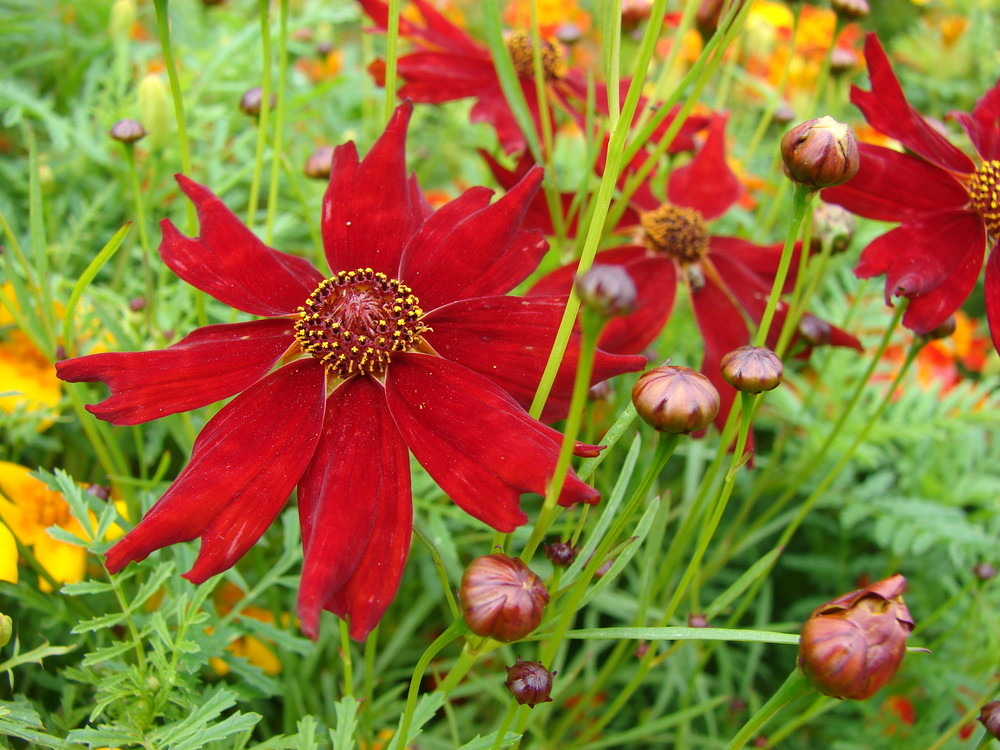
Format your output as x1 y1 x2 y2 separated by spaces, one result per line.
576 264 637 318
621 0 654 30
811 201 856 254
720 346 784 393
128 297 147 312
632 364 720 434
504 658 555 707
688 613 708 628
239 87 275 118
831 0 869 20
798 314 832 346
109 0 137 40
923 316 957 341
544 540 578 567
781 116 860 189
461 554 549 642
138 74 172 147
304 146 335 180
110 119 147 144
0 613 10 648
830 46 859 75
973 562 996 581
797 574 914 700
980 701 1000 739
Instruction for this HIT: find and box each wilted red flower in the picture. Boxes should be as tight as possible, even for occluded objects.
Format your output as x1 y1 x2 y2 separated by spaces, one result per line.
531 114 861 431
823 33 1000 354
57 103 642 641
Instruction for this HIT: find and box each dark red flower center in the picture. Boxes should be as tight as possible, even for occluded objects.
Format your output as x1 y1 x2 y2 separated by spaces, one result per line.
640 204 710 264
969 160 1000 238
506 31 566 80
293 268 429 379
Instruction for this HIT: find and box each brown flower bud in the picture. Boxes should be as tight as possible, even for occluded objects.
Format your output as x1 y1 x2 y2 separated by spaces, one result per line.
632 365 720 434
544 540 578 567
621 0 654 30
798 314 832 346
720 346 784 393
923 316 957 341
128 297 147 312
830 46 859 76
504 658 555 707
831 0 869 20
461 554 549 642
773 104 797 126
979 701 1000 739
688 613 708 628
575 264 637 318
781 116 860 189
109 119 147 144
239 87 275 118
797 574 914 700
973 562 997 581
304 146 335 180
811 201 856 255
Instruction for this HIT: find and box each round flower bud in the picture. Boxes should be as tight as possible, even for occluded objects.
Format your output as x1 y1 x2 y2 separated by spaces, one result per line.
688 613 708 628
0 613 11 648
979 701 1000 739
798 314 832 346
239 87 274 118
632 365 721 434
304 146 335 180
923 316 957 341
780 116 860 189
773 104 797 126
831 0 869 20
544 540 578 567
973 562 997 581
720 346 783 393
504 658 555 707
108 0 137 41
109 119 147 144
461 554 549 642
621 0 654 30
830 47 859 76
138 73 171 147
811 201 856 255
797 574 914 700
575 264 637 318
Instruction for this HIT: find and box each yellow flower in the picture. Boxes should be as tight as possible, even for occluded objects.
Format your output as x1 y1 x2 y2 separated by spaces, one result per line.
208 582 285 676
0 283 61 425
0 462 125 591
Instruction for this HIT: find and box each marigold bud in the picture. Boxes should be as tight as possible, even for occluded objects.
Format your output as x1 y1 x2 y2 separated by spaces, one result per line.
720 346 783 393
781 116 860 189
811 201 856 255
109 119 147 144
632 365 720 434
797 574 914 700
544 540 578 567
304 146 335 180
504 658 555 707
831 0 869 20
108 0 137 40
138 73 171 147
0 613 11 648
461 554 549 642
980 701 1000 739
575 264 637 318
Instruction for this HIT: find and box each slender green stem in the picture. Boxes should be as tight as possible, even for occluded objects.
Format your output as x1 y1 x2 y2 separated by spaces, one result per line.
123 145 155 329
395 622 465 747
725 670 813 749
264 0 289 245
339 620 354 697
383 0 401 123
246 0 273 228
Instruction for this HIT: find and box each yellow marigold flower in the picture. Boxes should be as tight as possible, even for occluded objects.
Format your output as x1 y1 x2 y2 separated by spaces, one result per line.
0 283 61 425
0 462 125 591
209 582 284 676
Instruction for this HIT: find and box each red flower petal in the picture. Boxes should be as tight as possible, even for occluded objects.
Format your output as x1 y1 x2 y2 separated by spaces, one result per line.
385 354 599 533
397 52 498 100
470 81 538 156
853 34 974 174
668 113 742 221
402 168 546 309
822 144 969 222
161 176 323 316
296 377 411 640
105 360 326 579
709 237 798 294
985 244 1000 353
422 295 645 422
56 319 295 426
952 81 1000 162
321 102 420 275
360 0 482 55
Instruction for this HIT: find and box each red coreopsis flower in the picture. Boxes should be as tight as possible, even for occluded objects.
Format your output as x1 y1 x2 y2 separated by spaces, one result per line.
531 114 862 430
56 103 642 640
358 0 706 157
823 33 1000 353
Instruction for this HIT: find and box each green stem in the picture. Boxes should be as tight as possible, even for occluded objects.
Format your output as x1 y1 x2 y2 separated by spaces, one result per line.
263 0 288 245
383 0 401 123
246 0 273 228
123 145 155 330
395 622 465 748
725 670 813 749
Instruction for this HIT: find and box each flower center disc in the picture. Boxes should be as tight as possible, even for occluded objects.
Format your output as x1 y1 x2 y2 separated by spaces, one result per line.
294 268 428 379
969 160 1000 238
640 204 710 264
506 31 567 80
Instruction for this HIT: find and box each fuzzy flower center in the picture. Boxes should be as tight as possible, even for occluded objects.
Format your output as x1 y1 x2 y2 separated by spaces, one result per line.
31 489 70 529
506 31 567 80
640 204 710 264
969 160 1000 238
294 268 429 379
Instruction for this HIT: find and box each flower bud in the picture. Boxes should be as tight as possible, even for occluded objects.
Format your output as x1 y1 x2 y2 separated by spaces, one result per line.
811 201 856 255
831 0 869 20
781 116 860 189
632 365 720 434
688 613 708 628
973 562 996 581
108 0 137 41
138 73 172 147
797 574 914 700
830 47 859 76
461 554 549 642
239 87 275 118
798 314 832 346
544 540 578 567
720 346 783 393
575 264 637 318
0 613 11 648
621 0 654 30
504 658 555 707
923 316 957 341
109 119 147 144
979 701 1000 739
304 146 335 180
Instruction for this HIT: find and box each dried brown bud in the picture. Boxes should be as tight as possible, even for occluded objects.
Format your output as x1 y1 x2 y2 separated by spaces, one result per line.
109 119 147 144
504 658 555 707
980 701 1000 739
720 346 784 393
781 116 860 189
831 0 869 20
304 146 335 180
544 540 578 567
797 574 914 700
632 365 720 434
923 316 957 341
811 201 857 255
575 264 637 318
239 87 275 118
461 554 549 642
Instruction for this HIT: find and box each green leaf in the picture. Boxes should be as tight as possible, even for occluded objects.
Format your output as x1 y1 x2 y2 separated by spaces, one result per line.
328 697 360 750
